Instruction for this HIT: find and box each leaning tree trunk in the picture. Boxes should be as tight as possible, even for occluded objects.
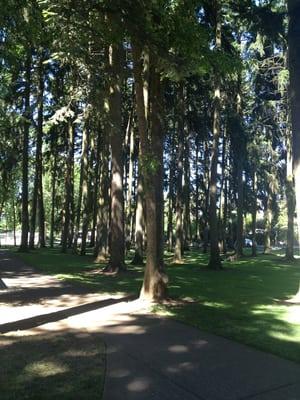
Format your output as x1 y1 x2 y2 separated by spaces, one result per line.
132 43 167 300
106 44 125 272
20 51 31 252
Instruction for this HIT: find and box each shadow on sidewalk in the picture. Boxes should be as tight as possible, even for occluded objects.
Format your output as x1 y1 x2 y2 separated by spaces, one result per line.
0 294 135 334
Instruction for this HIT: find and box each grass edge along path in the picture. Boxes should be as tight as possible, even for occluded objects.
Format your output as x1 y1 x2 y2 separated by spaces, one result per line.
12 247 300 364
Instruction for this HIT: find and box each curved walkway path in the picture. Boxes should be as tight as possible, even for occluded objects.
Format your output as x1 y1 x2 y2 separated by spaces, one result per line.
1 250 300 400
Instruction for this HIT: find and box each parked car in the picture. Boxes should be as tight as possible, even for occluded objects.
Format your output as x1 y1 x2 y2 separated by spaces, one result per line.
245 238 253 247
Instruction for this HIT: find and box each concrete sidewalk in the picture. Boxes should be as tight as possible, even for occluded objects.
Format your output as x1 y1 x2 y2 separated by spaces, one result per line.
1 251 300 400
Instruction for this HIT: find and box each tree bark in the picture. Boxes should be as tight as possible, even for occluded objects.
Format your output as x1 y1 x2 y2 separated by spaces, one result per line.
251 168 257 257
183 131 191 250
285 128 295 260
174 83 185 261
288 0 300 257
264 192 272 254
61 119 74 253
29 55 45 249
95 129 110 262
131 166 144 264
106 44 125 272
208 1 222 269
167 129 175 250
20 50 31 252
81 124 93 255
132 43 167 301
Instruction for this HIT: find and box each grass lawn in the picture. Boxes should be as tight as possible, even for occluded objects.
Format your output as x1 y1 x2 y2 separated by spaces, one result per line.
14 247 300 363
1 331 105 400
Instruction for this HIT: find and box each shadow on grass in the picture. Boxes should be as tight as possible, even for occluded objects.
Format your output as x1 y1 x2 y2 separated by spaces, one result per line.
0 330 105 400
9 247 300 363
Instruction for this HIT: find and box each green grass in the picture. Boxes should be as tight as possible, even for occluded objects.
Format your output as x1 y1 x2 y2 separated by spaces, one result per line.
1 331 105 400
14 247 300 363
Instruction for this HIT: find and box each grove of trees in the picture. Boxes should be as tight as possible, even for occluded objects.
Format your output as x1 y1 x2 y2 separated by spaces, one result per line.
0 0 299 300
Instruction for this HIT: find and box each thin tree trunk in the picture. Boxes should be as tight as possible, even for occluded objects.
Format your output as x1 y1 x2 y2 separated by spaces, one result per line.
81 125 93 255
174 83 185 261
90 124 102 248
167 130 175 250
37 56 45 247
234 89 244 258
195 136 200 242
218 131 226 253
50 136 57 249
20 51 31 252
12 197 16 247
264 193 272 254
126 114 135 250
285 128 295 260
251 168 257 257
235 155 244 256
95 129 110 261
208 0 222 269
183 131 191 250
73 127 85 253
131 167 144 264
61 120 74 253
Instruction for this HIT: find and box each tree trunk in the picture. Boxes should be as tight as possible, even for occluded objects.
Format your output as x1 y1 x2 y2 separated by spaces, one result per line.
61 120 74 253
174 83 185 262
167 129 175 251
131 167 144 264
90 124 102 248
251 168 257 257
95 129 110 262
12 197 16 246
19 51 31 252
286 128 295 260
132 43 167 300
264 193 272 254
194 136 200 242
183 132 191 250
106 44 125 272
208 0 222 269
37 56 46 247
126 114 135 250
73 129 85 253
218 130 226 253
50 133 57 249
81 125 93 255
235 155 244 257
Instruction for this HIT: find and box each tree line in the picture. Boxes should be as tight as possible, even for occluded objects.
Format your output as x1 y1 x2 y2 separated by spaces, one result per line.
0 0 299 300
